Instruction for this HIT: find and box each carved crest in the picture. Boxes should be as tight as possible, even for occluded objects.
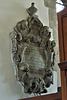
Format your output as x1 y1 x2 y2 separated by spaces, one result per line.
10 3 56 95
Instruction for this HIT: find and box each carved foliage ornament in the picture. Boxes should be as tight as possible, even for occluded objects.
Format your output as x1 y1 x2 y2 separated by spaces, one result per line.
10 3 56 95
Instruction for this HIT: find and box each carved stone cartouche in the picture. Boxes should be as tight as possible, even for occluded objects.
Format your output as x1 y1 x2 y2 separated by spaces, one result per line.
10 3 56 95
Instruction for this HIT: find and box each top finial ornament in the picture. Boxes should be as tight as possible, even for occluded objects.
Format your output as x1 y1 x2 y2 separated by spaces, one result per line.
27 2 37 16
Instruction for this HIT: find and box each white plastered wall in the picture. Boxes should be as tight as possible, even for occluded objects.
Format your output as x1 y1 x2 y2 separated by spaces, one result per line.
0 0 57 100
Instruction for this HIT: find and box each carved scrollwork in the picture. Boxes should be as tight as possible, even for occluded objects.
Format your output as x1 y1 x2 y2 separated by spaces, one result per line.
10 3 56 95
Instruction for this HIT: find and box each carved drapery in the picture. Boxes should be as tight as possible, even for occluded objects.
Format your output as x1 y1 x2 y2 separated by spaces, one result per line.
10 3 56 95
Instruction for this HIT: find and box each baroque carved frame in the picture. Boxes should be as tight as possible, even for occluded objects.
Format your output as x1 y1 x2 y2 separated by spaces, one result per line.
10 3 56 95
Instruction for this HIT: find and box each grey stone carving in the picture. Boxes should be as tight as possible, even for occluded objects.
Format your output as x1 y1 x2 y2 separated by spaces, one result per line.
10 3 56 95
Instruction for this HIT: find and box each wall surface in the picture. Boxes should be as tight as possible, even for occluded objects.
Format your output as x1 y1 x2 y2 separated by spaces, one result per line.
0 0 58 100
44 0 61 87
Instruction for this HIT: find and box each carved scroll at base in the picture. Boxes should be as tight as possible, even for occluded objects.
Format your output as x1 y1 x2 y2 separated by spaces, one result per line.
10 3 56 95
